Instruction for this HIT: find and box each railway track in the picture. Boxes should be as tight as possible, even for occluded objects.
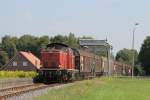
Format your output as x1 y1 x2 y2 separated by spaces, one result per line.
0 83 61 100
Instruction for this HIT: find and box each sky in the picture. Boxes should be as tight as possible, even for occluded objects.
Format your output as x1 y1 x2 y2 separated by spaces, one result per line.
0 0 150 54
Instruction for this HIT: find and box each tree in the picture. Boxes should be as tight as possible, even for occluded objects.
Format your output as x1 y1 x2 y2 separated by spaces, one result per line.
50 35 67 43
38 36 50 49
116 48 144 75
1 36 17 58
36 36 50 57
17 35 39 56
134 64 145 76
66 33 79 48
139 36 150 75
50 33 80 48
0 50 9 66
79 36 94 39
116 48 138 65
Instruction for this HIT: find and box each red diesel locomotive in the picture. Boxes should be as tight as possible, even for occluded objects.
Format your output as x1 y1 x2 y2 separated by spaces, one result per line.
35 43 78 83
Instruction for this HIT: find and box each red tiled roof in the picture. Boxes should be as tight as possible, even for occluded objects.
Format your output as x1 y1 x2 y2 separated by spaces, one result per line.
20 51 41 69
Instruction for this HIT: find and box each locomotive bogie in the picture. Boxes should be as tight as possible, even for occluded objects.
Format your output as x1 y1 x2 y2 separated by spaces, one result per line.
35 68 79 83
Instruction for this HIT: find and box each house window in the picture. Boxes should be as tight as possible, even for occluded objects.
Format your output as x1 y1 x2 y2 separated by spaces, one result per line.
13 61 17 66
23 61 28 66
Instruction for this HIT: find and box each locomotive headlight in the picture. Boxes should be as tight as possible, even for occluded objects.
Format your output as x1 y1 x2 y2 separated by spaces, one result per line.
59 65 61 68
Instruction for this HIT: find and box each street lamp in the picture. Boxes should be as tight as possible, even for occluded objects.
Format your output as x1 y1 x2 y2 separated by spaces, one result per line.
132 23 139 78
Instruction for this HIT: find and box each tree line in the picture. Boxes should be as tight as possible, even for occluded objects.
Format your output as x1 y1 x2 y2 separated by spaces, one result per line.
0 33 150 76
0 33 86 66
116 36 150 76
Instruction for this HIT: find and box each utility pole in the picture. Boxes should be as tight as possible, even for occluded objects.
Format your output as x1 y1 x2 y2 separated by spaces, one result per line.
132 23 139 78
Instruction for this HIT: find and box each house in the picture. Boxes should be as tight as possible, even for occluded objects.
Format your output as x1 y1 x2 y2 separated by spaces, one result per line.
1 51 41 71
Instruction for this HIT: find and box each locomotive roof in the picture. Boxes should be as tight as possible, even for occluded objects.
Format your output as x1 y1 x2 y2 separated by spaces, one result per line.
47 43 69 48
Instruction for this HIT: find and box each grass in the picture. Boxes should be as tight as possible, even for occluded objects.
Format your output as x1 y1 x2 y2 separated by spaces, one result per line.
36 77 150 100
0 71 37 78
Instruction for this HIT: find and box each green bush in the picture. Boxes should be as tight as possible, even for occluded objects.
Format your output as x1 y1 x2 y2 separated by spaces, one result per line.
134 65 145 76
0 71 37 78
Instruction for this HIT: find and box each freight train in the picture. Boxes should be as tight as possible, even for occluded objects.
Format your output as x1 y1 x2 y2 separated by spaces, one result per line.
34 43 131 83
